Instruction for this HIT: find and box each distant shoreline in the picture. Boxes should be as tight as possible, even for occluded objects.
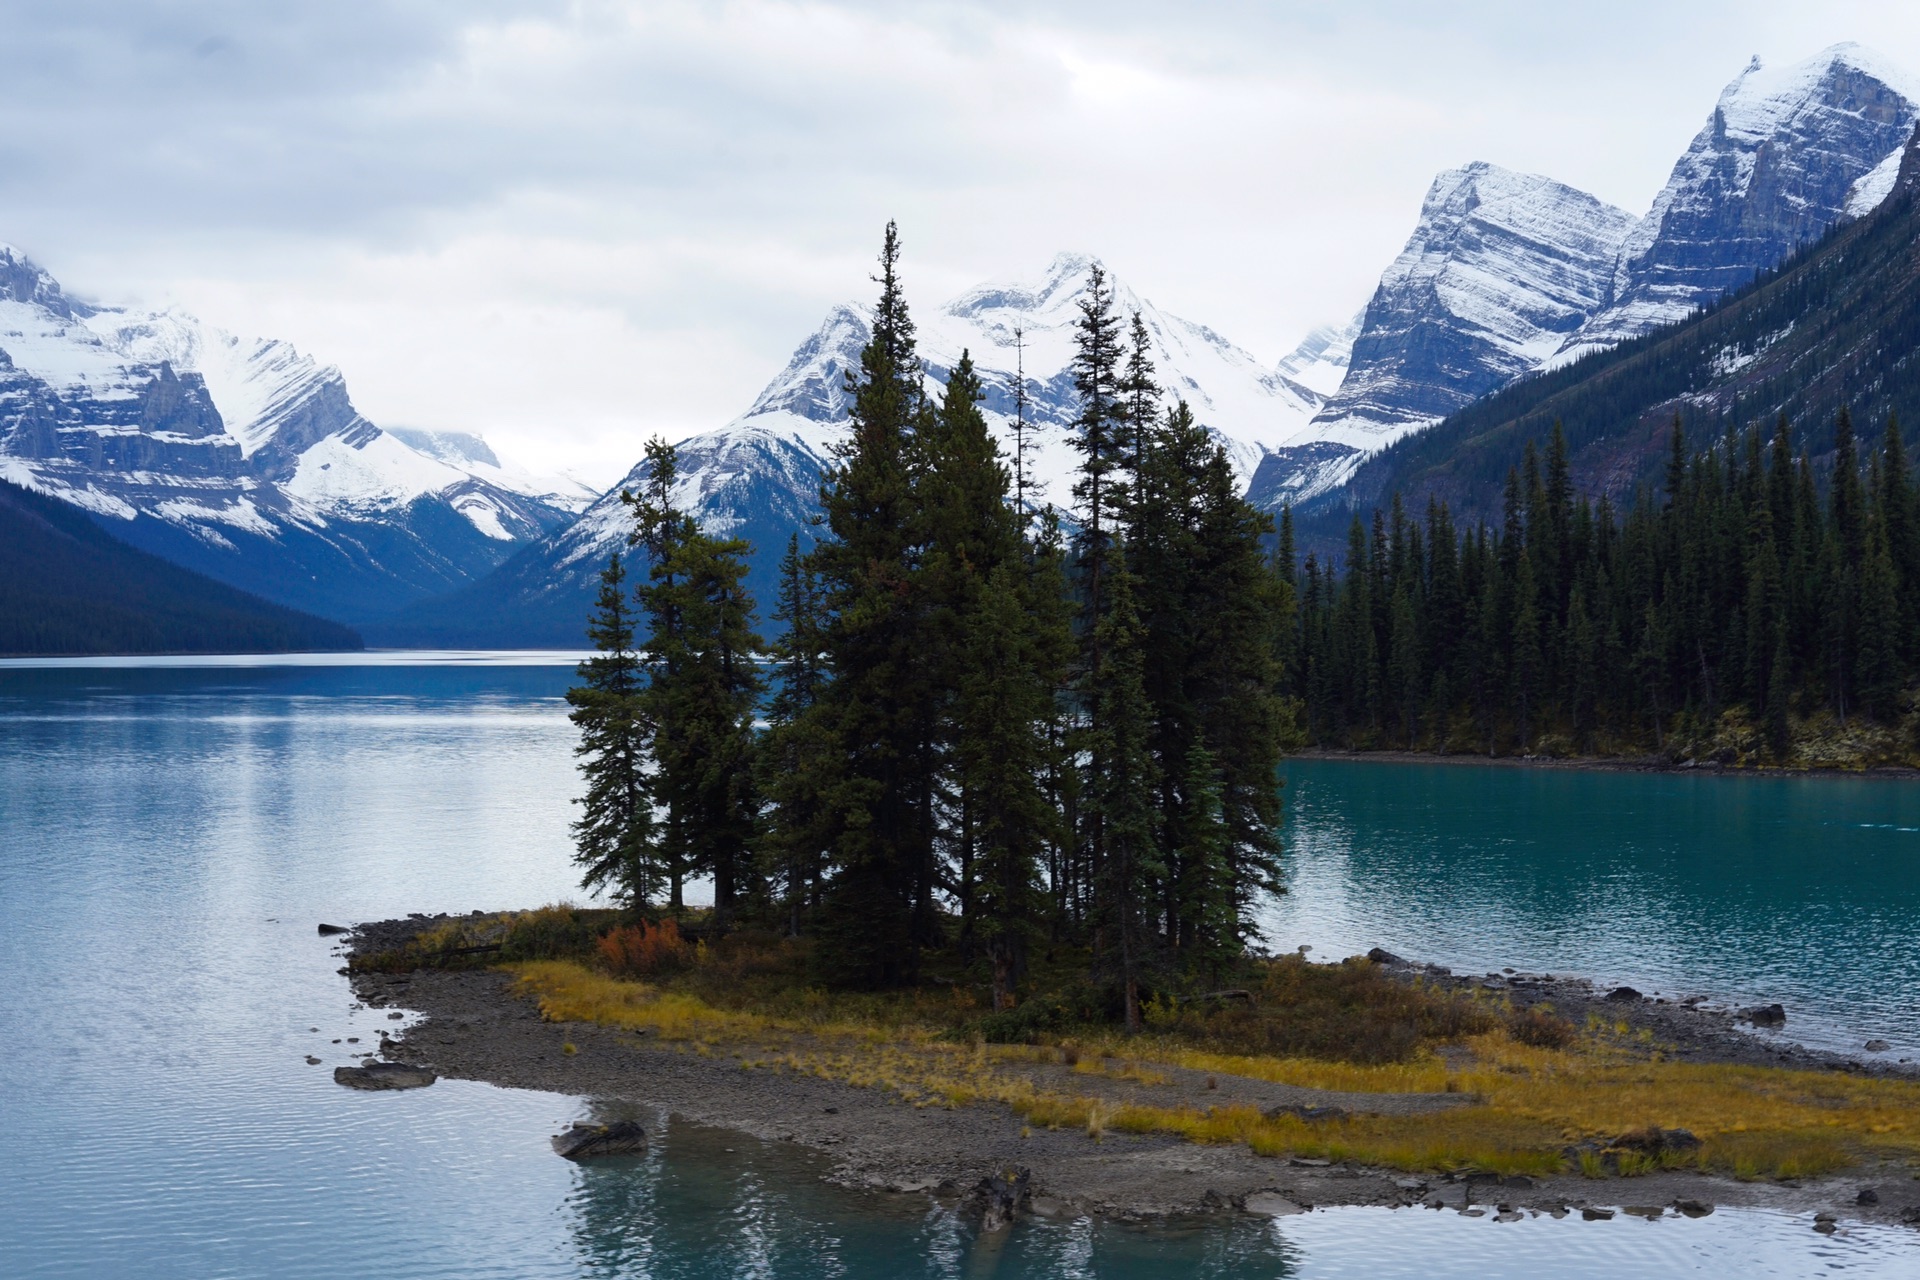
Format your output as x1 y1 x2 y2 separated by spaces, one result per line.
1286 748 1920 781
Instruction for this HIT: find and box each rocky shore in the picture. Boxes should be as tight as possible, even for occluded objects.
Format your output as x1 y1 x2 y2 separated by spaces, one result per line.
339 916 1920 1230
1365 949 1919 1078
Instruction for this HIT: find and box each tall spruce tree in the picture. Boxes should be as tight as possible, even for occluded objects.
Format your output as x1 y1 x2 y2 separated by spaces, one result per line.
760 534 831 936
629 438 765 931
809 222 938 987
1088 564 1161 1032
567 550 656 908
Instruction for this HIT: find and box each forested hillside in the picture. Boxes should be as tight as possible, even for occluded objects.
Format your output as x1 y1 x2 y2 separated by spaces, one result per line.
0 480 362 655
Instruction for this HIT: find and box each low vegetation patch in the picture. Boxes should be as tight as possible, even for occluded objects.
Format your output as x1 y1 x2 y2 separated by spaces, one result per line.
416 913 1920 1184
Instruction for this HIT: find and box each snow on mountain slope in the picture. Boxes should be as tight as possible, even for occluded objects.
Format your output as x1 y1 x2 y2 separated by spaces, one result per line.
0 242 584 619
430 254 1323 645
1255 45 1920 513
1252 164 1636 506
719 252 1322 515
1845 145 1908 219
1274 312 1362 400
1560 43 1920 359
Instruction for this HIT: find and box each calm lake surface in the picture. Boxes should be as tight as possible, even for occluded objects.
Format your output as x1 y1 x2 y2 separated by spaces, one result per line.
2 657 1915 1277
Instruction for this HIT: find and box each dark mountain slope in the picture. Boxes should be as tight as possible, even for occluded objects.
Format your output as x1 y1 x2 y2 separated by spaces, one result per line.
0 480 361 654
1317 127 1920 535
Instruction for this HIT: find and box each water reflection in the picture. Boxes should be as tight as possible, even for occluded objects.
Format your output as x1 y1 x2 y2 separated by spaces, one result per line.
557 1119 1919 1278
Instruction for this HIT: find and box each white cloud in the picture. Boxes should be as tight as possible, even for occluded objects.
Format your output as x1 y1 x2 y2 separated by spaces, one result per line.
5 1 1920 485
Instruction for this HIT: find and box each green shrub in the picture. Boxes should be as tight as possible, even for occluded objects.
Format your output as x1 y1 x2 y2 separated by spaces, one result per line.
499 906 603 961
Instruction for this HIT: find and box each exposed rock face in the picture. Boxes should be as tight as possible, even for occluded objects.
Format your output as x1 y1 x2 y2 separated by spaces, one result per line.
0 242 593 622
1299 163 1636 480
1265 44 1920 509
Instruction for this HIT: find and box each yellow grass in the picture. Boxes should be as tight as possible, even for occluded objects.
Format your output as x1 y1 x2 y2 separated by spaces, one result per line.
508 960 1920 1180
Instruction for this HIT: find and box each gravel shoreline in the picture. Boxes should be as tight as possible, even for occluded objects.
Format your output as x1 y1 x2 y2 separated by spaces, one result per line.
341 916 1920 1228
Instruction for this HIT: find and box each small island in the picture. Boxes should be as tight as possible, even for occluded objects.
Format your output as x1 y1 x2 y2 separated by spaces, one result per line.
345 907 1920 1227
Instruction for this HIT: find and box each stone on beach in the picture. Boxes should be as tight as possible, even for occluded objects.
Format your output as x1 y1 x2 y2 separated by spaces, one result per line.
1242 1191 1306 1216
551 1120 648 1159
333 1061 437 1090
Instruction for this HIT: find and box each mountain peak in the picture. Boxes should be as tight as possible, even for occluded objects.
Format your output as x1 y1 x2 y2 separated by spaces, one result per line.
0 244 88 320
1712 42 1920 147
1564 43 1920 356
943 251 1112 331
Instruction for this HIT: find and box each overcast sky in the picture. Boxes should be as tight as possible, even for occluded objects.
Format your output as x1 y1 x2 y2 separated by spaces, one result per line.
6 1 1920 484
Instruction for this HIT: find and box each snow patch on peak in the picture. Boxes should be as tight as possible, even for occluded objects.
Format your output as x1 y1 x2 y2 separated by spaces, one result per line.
0 244 88 319
1275 311 1362 400
744 303 871 422
1845 144 1907 218
1285 161 1635 470
1718 44 1920 141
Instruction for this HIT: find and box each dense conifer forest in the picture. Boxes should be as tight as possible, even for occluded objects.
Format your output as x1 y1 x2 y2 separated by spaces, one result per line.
569 226 1289 1004
1287 412 1920 762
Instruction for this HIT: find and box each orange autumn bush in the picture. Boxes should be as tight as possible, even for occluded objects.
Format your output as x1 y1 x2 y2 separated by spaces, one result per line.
597 918 693 977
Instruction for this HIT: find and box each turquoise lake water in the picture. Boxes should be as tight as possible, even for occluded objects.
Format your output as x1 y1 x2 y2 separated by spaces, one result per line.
1 658 1915 1277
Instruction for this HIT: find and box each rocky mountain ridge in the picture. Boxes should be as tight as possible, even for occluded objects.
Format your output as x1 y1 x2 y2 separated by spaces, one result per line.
0 245 593 622
1258 43 1920 508
1315 118 1920 540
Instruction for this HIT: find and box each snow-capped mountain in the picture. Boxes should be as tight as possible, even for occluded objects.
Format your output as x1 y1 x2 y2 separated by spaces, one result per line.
1254 164 1637 508
601 251 1322 555
0 244 593 621
1562 42 1920 359
392 254 1325 645
1261 43 1920 509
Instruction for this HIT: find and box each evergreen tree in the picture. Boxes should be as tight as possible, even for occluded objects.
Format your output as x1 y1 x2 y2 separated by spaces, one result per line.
567 550 656 908
629 438 765 931
957 562 1058 1010
760 534 830 936
1088 565 1161 1032
809 222 938 987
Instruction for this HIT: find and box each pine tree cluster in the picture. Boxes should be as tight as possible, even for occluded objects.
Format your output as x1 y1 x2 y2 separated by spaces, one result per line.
570 226 1294 1005
1289 411 1920 758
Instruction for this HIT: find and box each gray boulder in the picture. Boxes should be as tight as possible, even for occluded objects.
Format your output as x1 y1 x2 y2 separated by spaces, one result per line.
551 1120 648 1160
334 1061 436 1091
